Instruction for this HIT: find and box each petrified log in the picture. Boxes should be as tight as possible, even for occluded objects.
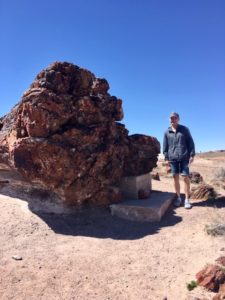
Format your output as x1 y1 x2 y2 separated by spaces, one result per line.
0 62 160 206
196 264 225 292
190 183 216 200
189 171 203 184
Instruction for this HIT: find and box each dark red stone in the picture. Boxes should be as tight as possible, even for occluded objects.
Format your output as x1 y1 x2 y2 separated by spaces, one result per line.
196 264 225 292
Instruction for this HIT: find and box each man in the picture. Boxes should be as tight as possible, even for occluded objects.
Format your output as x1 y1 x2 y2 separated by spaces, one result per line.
163 112 195 209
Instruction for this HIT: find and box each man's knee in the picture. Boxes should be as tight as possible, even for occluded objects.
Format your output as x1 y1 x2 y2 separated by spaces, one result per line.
173 174 179 181
183 175 190 183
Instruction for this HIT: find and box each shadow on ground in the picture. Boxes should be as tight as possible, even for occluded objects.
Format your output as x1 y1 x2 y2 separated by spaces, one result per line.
191 196 225 209
30 194 225 240
1 167 225 240
0 182 183 240
0 166 184 240
34 205 182 240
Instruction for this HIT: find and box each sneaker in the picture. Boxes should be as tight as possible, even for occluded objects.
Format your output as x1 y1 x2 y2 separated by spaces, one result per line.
174 197 182 207
184 200 192 209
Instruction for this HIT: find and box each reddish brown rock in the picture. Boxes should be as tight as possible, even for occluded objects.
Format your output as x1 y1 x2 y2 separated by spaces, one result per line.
190 183 216 200
138 189 151 199
216 257 225 267
0 61 160 206
151 172 160 181
213 283 225 300
124 134 160 176
189 171 203 184
196 264 225 292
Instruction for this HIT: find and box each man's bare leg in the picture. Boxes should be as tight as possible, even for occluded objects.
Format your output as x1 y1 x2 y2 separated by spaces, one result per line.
173 174 182 206
183 176 192 208
173 174 180 197
183 175 190 199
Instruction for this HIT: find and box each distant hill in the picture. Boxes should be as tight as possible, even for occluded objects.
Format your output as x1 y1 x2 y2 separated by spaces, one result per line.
196 150 225 158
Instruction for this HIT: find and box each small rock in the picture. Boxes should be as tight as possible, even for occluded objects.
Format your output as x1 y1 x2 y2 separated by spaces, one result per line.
151 172 160 181
138 189 151 199
196 264 225 292
189 172 203 184
216 256 225 267
12 255 23 261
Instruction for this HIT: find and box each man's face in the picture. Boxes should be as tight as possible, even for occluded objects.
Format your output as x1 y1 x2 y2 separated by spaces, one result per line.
170 116 179 127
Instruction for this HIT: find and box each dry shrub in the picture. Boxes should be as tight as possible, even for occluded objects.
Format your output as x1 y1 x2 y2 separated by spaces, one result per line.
190 183 217 200
205 223 225 236
205 208 225 236
211 166 225 190
214 167 225 180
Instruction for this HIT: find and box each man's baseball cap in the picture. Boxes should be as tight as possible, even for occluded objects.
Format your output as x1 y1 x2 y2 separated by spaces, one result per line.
170 112 179 119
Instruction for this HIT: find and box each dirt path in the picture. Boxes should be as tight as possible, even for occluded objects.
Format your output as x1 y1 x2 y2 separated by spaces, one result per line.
0 157 225 300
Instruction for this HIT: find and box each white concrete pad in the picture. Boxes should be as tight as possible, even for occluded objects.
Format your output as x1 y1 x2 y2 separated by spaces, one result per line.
118 173 152 200
110 190 176 222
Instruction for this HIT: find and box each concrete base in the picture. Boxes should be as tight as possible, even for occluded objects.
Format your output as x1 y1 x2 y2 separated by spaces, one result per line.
118 173 152 200
110 190 176 222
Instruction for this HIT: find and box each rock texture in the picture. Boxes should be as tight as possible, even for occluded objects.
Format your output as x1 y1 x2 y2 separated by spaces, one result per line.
0 61 160 206
216 257 225 267
213 283 225 300
196 257 225 295
151 172 160 181
196 264 225 292
189 171 203 184
190 183 216 200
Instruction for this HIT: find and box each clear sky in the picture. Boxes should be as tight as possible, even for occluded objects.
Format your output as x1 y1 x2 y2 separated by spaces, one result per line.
0 0 225 152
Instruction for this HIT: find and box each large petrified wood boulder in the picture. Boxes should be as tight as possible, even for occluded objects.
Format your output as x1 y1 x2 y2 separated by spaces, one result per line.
0 62 160 206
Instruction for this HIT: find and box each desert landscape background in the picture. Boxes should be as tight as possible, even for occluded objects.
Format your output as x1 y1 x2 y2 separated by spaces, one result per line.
0 151 224 300
1 1 224 299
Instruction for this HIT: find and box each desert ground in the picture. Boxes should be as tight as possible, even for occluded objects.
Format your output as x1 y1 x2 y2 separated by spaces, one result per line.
0 152 225 300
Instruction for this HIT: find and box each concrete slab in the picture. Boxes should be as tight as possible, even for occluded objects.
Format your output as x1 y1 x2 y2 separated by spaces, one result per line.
118 173 152 200
110 190 176 222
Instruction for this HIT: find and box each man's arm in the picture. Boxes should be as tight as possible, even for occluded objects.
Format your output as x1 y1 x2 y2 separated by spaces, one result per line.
163 132 169 161
186 127 195 162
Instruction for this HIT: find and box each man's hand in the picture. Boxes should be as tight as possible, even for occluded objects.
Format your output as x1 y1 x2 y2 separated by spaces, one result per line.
165 161 171 173
189 157 194 164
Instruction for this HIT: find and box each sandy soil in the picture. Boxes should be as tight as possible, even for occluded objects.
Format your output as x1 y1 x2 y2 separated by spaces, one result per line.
0 156 225 300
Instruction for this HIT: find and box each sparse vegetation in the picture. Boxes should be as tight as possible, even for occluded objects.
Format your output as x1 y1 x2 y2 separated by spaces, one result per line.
205 223 225 236
186 280 198 291
204 207 225 236
214 167 225 181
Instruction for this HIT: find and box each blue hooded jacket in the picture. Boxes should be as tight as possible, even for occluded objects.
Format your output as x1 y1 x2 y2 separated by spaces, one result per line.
163 124 195 161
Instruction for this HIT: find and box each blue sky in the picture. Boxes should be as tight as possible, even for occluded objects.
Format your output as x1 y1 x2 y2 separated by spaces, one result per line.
0 0 225 152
